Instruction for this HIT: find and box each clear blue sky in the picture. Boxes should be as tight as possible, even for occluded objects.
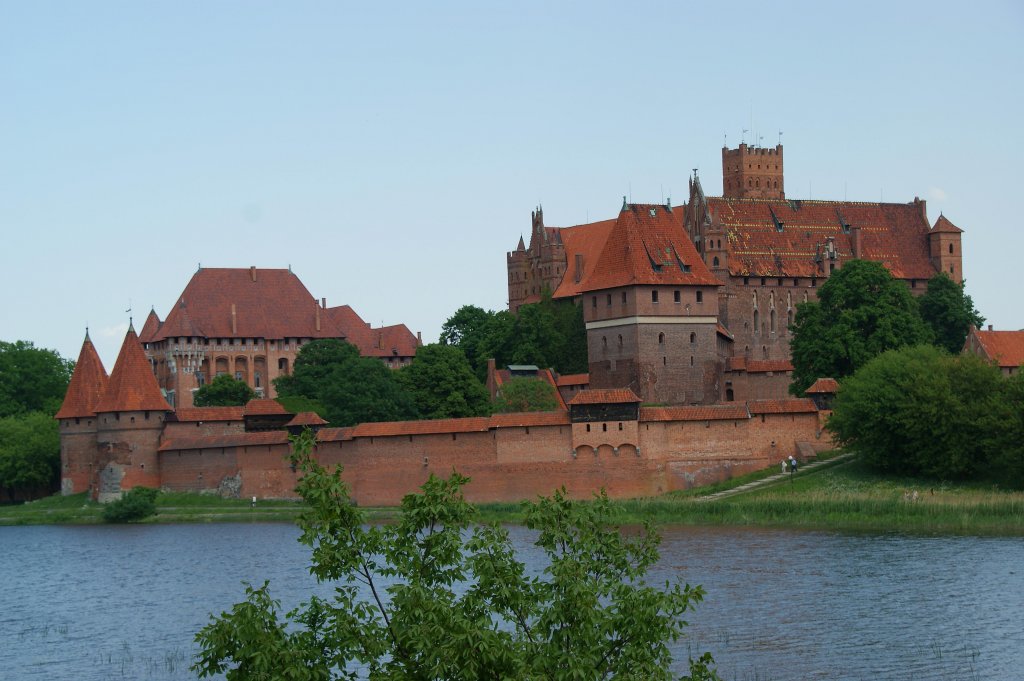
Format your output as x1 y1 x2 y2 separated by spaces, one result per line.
2 1 1021 368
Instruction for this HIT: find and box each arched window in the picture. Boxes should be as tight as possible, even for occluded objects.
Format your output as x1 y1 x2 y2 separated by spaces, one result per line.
753 309 760 332
617 334 623 348
770 308 776 333
713 256 720 267
787 308 794 328
747 179 752 188
690 332 696 344
755 179 760 188
602 336 607 350
658 332 665 345
726 388 735 401
949 243 954 254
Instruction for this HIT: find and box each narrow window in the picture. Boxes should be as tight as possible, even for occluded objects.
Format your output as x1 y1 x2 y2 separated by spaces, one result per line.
621 291 627 304
607 293 612 306
690 332 696 343
674 290 681 303
592 296 597 308
652 290 659 303
658 333 665 345
949 244 954 254
712 256 720 267
696 291 703 303
602 423 607 432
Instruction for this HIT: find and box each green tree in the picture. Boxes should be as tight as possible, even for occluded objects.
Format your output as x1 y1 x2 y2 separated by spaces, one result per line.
984 370 1024 489
828 345 1005 480
0 340 74 418
0 411 60 503
439 305 494 371
275 340 416 427
194 431 719 680
789 260 931 395
918 273 985 354
493 377 561 413
397 344 491 419
193 375 257 407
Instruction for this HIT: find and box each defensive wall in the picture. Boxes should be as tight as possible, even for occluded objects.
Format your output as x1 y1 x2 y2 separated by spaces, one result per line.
155 399 826 505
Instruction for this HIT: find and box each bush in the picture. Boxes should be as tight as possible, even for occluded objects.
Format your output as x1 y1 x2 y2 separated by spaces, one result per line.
102 486 159 523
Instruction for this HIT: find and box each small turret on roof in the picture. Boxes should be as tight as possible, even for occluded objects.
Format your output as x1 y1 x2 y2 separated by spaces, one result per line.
55 330 109 419
931 214 963 234
94 324 172 413
805 378 839 394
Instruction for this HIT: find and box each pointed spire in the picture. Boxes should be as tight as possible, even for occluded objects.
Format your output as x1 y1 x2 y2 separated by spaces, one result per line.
94 326 172 413
55 332 109 419
517 235 526 251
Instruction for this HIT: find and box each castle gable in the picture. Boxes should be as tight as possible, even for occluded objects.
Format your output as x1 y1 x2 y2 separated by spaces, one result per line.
55 334 109 419
705 197 936 280
581 203 719 292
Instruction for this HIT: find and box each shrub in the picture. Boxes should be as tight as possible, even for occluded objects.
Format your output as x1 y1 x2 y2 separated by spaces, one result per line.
102 486 159 523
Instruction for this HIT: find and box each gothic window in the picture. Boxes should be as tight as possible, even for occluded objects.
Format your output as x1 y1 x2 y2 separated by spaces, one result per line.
770 308 776 334
617 334 623 348
756 179 760 188
690 332 696 344
658 333 665 345
949 244 954 254
726 388 735 401
788 308 794 328
713 257 720 267
753 309 760 332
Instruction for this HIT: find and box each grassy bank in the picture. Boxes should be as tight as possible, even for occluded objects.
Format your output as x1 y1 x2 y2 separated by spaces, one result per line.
4 456 1023 534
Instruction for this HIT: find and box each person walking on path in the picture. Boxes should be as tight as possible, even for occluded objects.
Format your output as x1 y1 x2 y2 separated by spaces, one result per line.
781 460 788 475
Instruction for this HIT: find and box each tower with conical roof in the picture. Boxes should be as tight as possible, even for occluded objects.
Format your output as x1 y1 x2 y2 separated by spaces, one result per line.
93 323 172 501
55 331 109 495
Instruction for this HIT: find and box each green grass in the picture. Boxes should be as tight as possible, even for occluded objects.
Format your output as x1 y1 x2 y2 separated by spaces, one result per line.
5 456 1023 534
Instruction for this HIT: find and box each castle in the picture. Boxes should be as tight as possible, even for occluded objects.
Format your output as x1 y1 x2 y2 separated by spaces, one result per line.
138 266 421 409
507 143 963 403
57 142 964 503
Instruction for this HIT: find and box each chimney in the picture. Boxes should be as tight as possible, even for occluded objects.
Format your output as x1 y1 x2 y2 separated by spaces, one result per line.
250 266 256 282
988 324 993 331
574 254 584 283
231 304 237 335
321 297 326 309
852 226 863 258
315 303 321 332
416 331 422 346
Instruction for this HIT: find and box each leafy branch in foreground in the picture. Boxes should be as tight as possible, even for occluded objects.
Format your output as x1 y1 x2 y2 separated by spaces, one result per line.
194 429 718 680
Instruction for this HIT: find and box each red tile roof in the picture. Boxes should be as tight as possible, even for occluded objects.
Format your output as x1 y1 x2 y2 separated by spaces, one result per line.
94 326 172 413
173 406 245 422
931 215 963 234
158 430 290 452
568 388 642 405
747 398 818 414
151 268 346 341
359 323 420 358
139 309 162 343
556 373 589 387
641 405 749 422
970 330 1024 369
705 197 937 280
805 378 839 394
55 333 109 419
552 218 618 299
286 411 329 427
581 204 720 291
243 398 291 416
316 427 354 442
745 359 794 373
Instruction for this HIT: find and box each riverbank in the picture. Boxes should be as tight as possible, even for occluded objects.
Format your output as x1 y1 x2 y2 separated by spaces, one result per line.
3 455 1023 534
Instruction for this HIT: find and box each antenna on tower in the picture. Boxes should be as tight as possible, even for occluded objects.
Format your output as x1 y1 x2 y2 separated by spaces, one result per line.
778 130 783 146
742 129 748 144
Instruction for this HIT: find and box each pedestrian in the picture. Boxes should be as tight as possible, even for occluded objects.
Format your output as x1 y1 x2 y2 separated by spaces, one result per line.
789 456 798 473
781 459 787 475
251 495 256 508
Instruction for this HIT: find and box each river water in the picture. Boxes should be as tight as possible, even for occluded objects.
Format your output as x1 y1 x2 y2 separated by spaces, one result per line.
1 523 1020 680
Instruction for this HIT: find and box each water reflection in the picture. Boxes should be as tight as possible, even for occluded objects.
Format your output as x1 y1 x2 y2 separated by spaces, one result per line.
1 523 1020 680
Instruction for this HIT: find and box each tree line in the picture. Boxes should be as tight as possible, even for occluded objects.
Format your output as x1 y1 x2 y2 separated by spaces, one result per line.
0 341 73 502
